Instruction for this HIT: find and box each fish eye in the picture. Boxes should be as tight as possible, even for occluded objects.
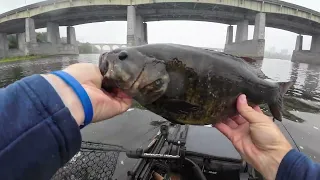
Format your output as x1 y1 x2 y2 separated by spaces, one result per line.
154 79 163 86
118 51 128 60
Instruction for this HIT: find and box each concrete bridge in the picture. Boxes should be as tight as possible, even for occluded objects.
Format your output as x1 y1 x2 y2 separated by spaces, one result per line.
91 43 127 53
1 0 320 63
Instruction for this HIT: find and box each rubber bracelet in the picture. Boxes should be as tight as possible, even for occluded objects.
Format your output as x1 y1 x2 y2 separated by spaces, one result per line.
51 70 93 129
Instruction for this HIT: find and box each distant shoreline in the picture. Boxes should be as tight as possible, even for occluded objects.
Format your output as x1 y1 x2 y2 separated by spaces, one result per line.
0 55 49 64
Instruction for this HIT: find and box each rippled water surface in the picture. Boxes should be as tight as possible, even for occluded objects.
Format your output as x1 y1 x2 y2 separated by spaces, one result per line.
0 54 319 162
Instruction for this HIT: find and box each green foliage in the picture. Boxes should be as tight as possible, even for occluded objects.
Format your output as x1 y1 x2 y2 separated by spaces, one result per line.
78 42 100 54
7 32 48 50
7 35 18 49
0 55 48 63
36 32 47 43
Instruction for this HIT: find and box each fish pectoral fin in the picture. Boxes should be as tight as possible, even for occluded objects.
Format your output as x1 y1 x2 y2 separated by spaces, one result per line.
161 99 201 114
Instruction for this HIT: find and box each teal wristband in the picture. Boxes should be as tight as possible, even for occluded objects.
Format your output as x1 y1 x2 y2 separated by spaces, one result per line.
51 71 93 129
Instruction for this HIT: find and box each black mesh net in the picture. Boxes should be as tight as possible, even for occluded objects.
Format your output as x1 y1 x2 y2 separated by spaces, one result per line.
51 141 126 180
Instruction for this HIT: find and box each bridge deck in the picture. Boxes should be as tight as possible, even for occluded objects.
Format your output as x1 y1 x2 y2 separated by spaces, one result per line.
0 0 319 35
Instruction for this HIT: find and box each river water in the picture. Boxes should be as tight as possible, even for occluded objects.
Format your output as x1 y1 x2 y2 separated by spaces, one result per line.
0 54 320 165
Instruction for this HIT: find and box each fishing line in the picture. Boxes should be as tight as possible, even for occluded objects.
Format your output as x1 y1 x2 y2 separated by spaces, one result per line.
280 121 299 151
121 119 165 148
113 125 163 180
112 120 168 180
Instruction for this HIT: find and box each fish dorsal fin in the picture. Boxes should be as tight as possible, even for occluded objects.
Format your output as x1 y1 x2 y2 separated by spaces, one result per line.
201 48 269 79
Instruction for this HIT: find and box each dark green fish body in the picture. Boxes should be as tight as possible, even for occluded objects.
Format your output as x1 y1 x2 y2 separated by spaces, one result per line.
99 43 294 125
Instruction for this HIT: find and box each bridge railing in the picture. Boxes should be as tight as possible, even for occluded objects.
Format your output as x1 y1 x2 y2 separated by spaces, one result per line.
258 0 320 16
0 0 66 19
0 0 320 20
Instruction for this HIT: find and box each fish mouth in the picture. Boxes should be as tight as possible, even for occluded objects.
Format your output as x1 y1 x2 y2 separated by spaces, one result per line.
101 60 118 92
102 59 145 95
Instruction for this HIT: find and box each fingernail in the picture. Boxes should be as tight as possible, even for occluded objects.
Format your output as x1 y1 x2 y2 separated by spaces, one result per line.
239 94 247 104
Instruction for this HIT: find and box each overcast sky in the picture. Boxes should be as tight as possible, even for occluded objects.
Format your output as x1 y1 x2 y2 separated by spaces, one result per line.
0 0 318 53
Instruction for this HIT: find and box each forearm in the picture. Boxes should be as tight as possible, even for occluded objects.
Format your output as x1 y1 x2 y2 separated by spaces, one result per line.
41 73 85 126
276 149 320 180
0 74 82 180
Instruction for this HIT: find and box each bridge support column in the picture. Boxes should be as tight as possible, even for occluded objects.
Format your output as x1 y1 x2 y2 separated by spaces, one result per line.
295 35 303 51
235 20 248 42
99 45 104 54
25 18 37 44
224 13 265 60
25 17 38 55
225 25 233 45
292 34 320 65
17 33 26 51
143 22 148 44
0 33 8 59
310 35 320 53
127 6 147 47
66 26 79 54
47 22 61 44
67 26 77 45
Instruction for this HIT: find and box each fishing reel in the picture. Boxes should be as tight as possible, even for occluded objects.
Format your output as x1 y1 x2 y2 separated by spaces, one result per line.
125 124 263 180
125 124 205 180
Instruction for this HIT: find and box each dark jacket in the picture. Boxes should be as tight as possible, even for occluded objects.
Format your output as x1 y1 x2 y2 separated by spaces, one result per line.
0 74 319 180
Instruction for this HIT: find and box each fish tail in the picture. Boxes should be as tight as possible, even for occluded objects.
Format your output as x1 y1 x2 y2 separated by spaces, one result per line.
268 81 295 121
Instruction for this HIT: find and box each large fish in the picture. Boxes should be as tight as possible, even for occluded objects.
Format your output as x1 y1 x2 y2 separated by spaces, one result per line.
99 43 294 125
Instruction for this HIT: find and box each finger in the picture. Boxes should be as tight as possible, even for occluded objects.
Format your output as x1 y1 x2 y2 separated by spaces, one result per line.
253 106 263 113
232 115 247 125
113 88 132 99
237 94 264 123
224 118 238 129
214 122 234 141
153 172 163 180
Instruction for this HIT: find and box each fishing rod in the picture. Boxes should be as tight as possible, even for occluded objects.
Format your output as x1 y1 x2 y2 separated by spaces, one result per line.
125 124 207 180
123 123 265 180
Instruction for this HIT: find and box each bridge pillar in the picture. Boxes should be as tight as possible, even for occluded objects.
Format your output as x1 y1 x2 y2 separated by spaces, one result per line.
127 6 147 47
310 35 320 53
0 33 8 58
25 18 37 44
224 13 265 60
66 26 79 54
295 35 303 51
47 22 61 44
235 20 248 42
99 45 104 54
17 33 26 51
67 26 77 45
292 34 320 65
225 25 233 44
253 13 266 40
143 22 148 44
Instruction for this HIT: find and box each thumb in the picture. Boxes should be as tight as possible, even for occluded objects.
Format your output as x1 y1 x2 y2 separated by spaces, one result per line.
237 94 264 123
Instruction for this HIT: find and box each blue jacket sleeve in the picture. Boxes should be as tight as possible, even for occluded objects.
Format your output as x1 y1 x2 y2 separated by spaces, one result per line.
276 149 320 180
0 74 82 180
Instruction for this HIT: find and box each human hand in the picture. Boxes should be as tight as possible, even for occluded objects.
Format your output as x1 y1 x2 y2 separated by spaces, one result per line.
42 63 132 126
214 94 293 180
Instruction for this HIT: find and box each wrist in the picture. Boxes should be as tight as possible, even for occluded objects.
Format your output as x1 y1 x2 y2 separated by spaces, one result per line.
261 144 293 180
41 74 85 126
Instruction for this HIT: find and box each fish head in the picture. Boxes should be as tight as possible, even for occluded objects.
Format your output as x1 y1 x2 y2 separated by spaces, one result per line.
99 47 170 105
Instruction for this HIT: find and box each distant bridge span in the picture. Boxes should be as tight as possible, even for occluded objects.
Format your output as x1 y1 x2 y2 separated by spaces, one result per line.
91 43 127 53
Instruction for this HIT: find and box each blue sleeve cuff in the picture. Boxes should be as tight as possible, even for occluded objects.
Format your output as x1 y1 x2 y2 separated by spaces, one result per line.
0 74 82 180
19 74 82 161
276 149 320 180
276 149 303 180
